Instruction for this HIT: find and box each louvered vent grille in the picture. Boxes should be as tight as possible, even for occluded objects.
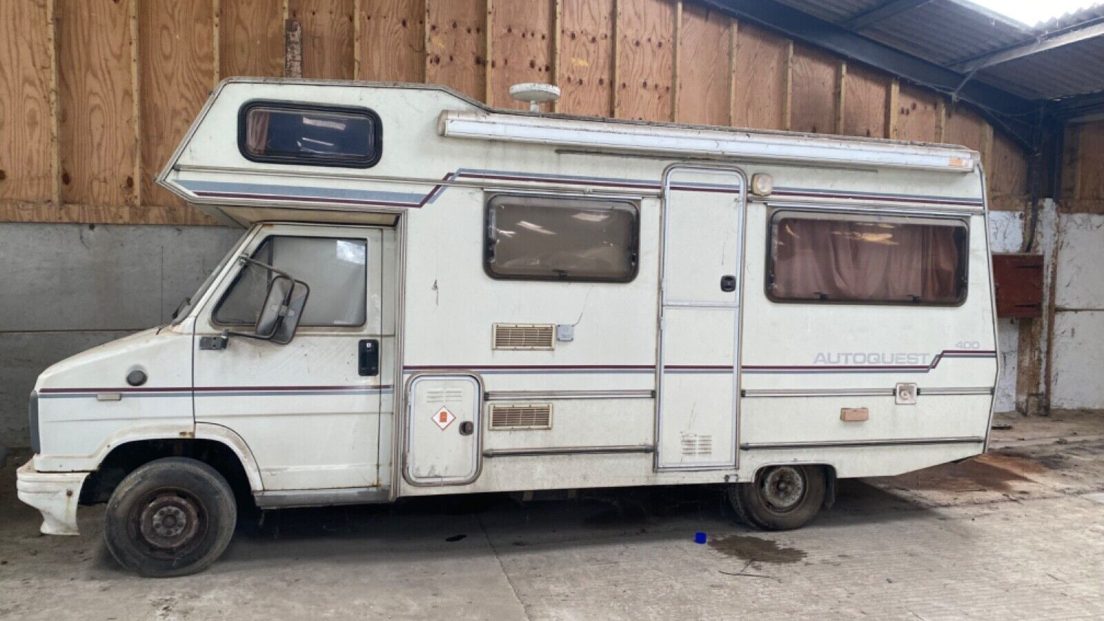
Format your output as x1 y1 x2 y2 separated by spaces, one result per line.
425 389 465 403
489 404 552 430
681 433 713 456
493 323 555 350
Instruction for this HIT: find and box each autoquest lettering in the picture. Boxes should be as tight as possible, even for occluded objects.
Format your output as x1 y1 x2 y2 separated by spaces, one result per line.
812 352 931 366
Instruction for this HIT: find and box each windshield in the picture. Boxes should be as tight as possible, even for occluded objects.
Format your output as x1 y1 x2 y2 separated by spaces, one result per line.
171 230 249 325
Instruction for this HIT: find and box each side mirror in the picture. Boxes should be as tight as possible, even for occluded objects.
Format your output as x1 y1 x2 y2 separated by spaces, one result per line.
271 280 309 344
255 276 294 338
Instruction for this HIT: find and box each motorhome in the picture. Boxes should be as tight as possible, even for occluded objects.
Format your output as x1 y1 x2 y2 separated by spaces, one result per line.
17 78 999 576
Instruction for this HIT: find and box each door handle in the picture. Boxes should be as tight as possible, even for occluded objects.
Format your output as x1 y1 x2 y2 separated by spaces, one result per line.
720 275 737 292
358 339 379 376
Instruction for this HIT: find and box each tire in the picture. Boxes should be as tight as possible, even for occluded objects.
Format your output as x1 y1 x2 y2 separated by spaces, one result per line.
103 457 237 577
728 465 826 531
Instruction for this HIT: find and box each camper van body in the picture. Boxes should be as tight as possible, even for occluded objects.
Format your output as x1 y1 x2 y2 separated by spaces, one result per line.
18 79 998 575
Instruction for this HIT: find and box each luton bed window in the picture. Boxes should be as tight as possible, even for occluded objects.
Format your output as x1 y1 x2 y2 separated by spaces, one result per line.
485 195 639 282
238 101 382 168
767 211 968 305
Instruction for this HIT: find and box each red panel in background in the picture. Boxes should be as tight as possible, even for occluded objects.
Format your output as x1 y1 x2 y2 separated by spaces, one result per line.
993 253 1044 318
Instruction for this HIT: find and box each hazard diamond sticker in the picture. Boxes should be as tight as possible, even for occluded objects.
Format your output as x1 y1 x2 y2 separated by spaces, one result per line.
432 406 456 430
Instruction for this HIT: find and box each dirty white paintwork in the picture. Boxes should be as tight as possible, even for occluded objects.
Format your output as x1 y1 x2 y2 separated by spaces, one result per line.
987 210 1025 413
19 79 1000 533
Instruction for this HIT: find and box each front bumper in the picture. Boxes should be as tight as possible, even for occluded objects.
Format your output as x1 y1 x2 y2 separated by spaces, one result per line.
15 459 89 536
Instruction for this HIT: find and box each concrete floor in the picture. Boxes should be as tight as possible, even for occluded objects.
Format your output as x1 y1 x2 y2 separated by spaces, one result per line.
2 412 1103 620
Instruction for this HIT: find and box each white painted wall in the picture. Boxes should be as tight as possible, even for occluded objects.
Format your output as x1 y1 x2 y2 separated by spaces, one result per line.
1051 213 1104 410
988 210 1024 413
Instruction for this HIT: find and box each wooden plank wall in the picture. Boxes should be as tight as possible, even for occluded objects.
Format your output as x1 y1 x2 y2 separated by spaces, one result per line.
0 0 1032 225
1061 119 1104 213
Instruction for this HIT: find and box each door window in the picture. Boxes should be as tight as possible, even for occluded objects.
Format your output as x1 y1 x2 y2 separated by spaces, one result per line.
214 236 368 327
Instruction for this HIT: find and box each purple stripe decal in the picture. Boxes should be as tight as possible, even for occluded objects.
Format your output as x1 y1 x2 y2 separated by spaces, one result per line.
40 385 392 395
190 168 982 209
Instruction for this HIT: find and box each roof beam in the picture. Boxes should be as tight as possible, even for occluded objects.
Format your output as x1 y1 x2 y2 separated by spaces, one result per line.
843 0 932 31
950 20 1104 73
700 0 1038 149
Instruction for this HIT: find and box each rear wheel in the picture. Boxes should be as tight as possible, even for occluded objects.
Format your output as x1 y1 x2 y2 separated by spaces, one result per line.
728 465 826 531
103 457 237 577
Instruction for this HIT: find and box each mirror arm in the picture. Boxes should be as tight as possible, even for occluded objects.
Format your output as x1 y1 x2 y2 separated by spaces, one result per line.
237 254 295 281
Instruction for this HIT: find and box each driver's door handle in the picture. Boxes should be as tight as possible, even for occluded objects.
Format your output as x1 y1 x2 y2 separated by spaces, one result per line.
358 339 379 376
720 275 737 292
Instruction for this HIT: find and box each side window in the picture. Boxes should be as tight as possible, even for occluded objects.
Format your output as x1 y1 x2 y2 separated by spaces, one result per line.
767 211 968 305
485 195 639 282
215 236 368 327
238 101 382 168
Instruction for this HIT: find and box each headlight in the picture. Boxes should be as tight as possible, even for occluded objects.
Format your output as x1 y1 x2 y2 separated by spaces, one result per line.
28 391 40 454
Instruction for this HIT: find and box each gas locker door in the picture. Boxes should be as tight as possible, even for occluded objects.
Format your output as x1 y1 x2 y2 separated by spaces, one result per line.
404 375 482 485
656 166 746 470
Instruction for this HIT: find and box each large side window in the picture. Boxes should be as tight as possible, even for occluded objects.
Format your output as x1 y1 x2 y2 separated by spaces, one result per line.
238 101 382 168
485 195 639 282
767 211 968 305
215 236 367 327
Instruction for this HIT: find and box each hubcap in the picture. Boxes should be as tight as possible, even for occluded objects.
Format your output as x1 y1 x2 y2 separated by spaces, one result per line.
138 494 201 550
759 466 806 512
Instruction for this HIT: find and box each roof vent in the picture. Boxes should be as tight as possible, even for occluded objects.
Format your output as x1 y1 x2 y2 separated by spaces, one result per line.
509 83 561 112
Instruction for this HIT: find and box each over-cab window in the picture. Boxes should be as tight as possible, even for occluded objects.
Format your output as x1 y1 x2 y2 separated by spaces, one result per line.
238 101 382 168
767 211 968 305
485 195 639 282
214 236 368 327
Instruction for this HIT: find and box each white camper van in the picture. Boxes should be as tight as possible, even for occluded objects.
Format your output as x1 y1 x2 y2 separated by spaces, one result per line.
17 78 998 576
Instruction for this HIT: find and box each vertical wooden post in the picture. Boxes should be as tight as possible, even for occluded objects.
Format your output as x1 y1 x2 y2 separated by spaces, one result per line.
612 0 621 118
981 122 994 173
129 0 141 214
46 0 62 211
885 78 900 139
212 0 221 85
834 61 846 135
484 0 494 104
353 0 363 80
935 98 947 143
781 40 793 131
671 0 682 122
727 18 737 127
551 0 562 111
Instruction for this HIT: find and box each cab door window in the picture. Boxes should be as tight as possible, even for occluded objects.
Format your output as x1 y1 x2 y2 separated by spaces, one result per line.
214 236 367 327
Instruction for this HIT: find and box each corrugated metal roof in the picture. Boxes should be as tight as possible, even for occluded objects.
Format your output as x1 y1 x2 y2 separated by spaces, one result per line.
774 0 1104 102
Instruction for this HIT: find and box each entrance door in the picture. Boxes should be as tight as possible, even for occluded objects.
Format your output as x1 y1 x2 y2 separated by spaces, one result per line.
656 166 746 469
193 224 387 491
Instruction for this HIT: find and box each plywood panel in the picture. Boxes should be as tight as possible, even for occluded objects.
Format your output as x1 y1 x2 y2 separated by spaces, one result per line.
988 132 1028 210
896 84 938 143
731 22 787 130
789 44 836 134
1075 120 1104 201
489 0 553 109
675 4 729 126
220 0 284 77
615 0 674 122
425 0 486 101
358 0 425 81
0 0 54 204
290 0 355 79
842 63 887 138
559 0 614 117
943 104 986 152
57 0 136 219
139 0 215 219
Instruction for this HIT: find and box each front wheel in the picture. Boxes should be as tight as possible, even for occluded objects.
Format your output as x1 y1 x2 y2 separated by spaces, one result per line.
104 457 237 577
728 465 826 531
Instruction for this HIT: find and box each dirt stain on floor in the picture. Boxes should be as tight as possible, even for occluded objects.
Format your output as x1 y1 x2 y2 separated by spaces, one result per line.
708 535 806 564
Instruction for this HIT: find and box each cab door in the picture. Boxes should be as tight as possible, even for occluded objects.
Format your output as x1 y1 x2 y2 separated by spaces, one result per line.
193 224 386 491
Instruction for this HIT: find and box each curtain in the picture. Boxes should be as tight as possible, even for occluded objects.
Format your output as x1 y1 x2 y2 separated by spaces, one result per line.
771 217 963 303
245 109 271 155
